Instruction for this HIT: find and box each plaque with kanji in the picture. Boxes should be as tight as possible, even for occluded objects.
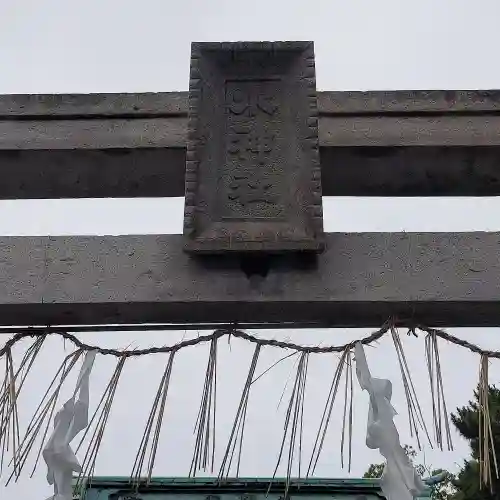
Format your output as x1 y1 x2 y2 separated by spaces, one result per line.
183 41 324 253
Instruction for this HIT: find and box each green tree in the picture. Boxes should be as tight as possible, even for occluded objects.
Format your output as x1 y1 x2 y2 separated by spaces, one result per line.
363 444 456 499
450 385 500 500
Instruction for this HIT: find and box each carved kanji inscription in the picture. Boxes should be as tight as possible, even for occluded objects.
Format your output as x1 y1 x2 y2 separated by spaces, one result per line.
223 80 283 220
184 41 324 253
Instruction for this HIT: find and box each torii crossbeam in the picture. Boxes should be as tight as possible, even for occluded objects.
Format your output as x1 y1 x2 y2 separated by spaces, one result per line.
1 41 500 329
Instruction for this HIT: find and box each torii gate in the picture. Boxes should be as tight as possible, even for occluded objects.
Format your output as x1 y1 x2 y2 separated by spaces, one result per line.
1 40 500 331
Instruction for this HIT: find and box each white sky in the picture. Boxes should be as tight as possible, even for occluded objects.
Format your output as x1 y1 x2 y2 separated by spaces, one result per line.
2 0 500 499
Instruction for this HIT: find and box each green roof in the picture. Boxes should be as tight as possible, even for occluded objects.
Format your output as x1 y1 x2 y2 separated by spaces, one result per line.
77 476 433 499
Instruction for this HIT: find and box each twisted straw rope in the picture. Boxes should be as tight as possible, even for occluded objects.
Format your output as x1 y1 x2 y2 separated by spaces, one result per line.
0 322 498 358
0 321 497 490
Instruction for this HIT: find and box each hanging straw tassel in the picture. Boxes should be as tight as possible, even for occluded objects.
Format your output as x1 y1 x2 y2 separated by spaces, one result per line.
74 354 128 491
424 332 453 451
0 336 46 478
218 344 261 479
0 349 18 478
3 322 500 490
478 354 499 492
270 351 309 497
307 347 350 477
190 338 218 476
390 326 432 449
340 350 354 472
130 350 176 487
6 349 84 485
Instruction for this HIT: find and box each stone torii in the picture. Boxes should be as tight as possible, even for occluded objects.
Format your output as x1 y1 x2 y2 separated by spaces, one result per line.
0 41 500 331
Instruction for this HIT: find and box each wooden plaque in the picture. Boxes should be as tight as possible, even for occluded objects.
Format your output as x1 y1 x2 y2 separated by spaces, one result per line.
183 41 324 253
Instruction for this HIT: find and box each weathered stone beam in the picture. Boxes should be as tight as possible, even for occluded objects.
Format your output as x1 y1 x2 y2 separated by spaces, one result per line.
1 232 498 328
0 117 187 149
1 146 500 199
0 92 188 118
0 90 500 199
317 89 500 114
2 89 500 199
3 114 500 150
2 90 500 117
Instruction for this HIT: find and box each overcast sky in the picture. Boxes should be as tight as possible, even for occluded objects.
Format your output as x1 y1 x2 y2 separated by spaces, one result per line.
2 1 500 499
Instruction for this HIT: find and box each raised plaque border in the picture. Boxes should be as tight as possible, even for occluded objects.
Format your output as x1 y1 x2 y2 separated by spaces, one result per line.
183 41 324 254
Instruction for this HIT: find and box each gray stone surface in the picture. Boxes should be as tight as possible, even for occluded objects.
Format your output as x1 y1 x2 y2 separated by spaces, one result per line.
3 114 500 150
320 115 500 146
2 89 500 117
1 146 500 199
183 41 323 253
0 117 187 149
0 149 186 199
0 232 498 328
2 89 500 200
317 89 500 114
0 92 187 117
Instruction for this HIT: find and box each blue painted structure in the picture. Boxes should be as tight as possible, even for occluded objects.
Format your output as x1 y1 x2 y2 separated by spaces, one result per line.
78 476 433 500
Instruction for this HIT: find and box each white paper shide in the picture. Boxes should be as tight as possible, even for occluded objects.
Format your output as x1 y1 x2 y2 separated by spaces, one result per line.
354 342 425 500
43 351 96 500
